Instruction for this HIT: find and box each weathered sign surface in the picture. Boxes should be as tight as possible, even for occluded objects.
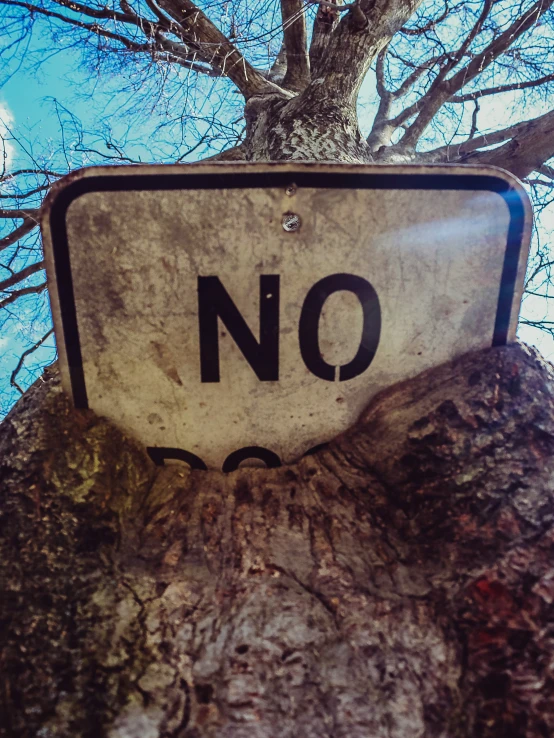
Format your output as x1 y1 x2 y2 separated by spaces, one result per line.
42 163 532 470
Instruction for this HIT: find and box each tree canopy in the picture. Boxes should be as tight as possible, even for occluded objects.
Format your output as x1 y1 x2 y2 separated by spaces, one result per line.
1 0 554 415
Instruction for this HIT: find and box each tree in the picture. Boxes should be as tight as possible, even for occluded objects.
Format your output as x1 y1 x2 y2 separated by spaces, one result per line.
1 0 554 735
2 0 554 404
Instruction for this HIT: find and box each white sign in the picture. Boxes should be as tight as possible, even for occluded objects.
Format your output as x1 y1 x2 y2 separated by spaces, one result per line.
42 163 532 471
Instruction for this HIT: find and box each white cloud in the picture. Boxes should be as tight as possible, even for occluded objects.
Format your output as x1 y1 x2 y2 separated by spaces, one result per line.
0 100 15 170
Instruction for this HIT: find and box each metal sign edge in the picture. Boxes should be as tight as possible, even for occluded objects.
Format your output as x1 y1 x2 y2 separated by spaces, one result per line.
40 162 533 412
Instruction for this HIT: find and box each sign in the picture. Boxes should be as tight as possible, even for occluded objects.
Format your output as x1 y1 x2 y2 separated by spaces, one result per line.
42 163 532 471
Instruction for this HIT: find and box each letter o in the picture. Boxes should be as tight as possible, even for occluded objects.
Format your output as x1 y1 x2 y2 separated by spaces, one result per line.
146 446 208 470
298 273 381 381
222 446 282 473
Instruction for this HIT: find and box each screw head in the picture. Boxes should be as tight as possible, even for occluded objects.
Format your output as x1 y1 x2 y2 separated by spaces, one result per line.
282 212 301 232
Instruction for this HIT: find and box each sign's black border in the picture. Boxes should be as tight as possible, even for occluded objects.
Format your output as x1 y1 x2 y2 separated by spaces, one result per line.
47 170 527 409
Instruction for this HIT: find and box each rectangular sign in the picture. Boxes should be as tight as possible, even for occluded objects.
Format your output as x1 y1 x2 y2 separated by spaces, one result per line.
42 163 532 471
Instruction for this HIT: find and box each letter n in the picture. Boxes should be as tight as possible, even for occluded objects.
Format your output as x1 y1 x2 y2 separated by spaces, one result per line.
198 275 280 382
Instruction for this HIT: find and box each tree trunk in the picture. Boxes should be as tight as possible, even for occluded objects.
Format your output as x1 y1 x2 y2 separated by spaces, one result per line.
2 341 554 738
244 94 371 162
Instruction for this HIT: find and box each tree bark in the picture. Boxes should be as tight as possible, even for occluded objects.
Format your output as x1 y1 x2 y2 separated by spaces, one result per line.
2 342 554 738
243 92 371 163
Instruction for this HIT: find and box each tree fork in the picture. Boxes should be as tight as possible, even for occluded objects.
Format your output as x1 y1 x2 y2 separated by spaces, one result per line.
2 342 554 737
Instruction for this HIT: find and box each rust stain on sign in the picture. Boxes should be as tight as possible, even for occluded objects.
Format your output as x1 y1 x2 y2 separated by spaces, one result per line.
41 162 532 471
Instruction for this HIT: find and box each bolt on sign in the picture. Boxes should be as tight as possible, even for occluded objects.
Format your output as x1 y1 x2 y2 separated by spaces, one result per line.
42 163 532 471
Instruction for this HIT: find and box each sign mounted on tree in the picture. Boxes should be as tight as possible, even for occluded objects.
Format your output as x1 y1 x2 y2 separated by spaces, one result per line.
42 163 532 471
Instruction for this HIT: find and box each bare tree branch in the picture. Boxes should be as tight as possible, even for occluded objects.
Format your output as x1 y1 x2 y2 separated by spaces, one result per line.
10 328 54 395
0 208 40 219
441 0 493 79
0 260 45 291
400 0 449 36
0 217 38 253
0 281 47 310
268 43 287 83
155 0 281 98
450 73 554 103
468 100 479 141
0 0 156 51
389 0 554 152
0 0 283 98
417 108 554 179
306 0 425 107
309 0 342 75
463 108 554 179
538 164 554 180
367 45 447 151
0 169 63 182
367 47 394 152
279 0 310 92
445 0 554 95
418 115 543 162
